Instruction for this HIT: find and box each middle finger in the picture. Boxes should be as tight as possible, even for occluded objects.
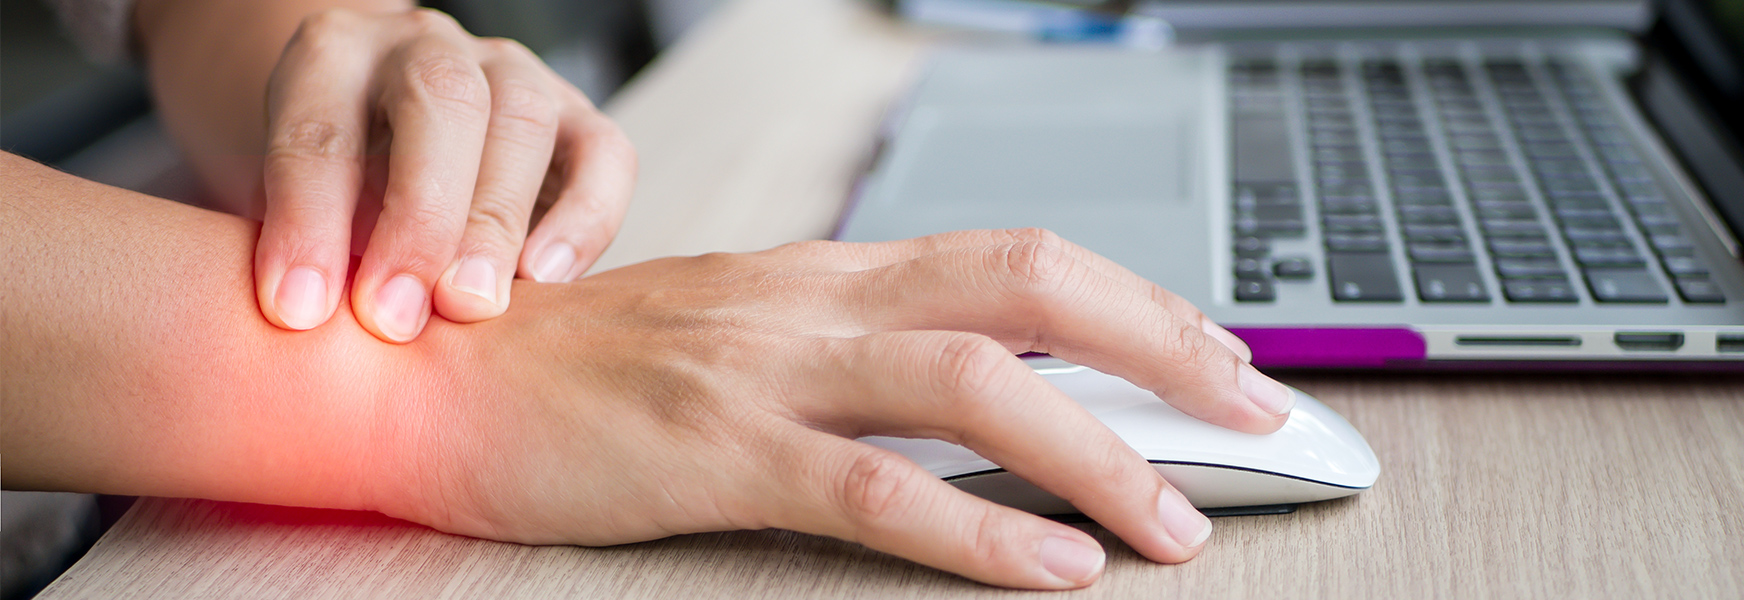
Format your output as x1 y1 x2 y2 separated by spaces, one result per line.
353 30 490 343
432 39 560 323
844 242 1293 433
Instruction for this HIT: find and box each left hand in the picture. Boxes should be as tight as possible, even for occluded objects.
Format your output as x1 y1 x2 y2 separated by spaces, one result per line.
253 8 636 343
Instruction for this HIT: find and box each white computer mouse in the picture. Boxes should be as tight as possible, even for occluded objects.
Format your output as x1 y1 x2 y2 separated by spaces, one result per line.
860 359 1380 515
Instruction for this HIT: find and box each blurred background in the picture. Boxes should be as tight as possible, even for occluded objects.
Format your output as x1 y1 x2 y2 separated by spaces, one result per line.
1 3 723 597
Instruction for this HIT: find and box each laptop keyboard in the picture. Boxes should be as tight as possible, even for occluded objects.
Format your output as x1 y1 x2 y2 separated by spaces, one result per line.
1228 50 1727 306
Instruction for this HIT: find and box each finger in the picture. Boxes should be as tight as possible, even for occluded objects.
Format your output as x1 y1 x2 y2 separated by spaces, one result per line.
809 331 1216 571
432 39 559 322
835 229 1254 361
517 88 636 283
353 29 491 343
255 11 377 331
848 242 1293 433
770 431 1111 589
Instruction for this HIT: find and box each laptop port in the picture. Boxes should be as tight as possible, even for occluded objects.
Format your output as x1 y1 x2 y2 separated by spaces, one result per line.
1614 332 1685 351
1455 336 1582 347
1719 334 1744 353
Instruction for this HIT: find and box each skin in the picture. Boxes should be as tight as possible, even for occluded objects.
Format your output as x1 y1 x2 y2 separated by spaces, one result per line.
1 153 1294 589
135 0 635 343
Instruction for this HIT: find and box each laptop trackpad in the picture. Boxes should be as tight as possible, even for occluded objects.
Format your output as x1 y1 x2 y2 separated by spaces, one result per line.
890 109 1193 210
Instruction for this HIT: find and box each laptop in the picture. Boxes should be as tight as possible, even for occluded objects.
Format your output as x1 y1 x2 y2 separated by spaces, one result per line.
837 0 1744 369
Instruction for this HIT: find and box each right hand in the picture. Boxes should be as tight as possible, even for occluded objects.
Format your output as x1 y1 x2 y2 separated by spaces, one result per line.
379 229 1292 589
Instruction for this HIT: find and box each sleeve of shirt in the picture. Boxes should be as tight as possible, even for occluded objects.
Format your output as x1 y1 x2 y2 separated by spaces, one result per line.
45 0 142 64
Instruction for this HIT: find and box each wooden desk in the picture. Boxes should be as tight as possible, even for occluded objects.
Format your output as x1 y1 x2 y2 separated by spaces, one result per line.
38 0 1744 596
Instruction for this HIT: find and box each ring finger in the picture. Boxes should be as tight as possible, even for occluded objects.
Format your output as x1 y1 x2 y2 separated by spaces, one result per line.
433 39 560 322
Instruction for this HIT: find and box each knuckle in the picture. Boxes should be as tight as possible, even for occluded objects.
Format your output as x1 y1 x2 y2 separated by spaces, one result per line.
769 239 837 260
1084 439 1145 493
998 241 1072 296
839 450 920 528
381 201 461 257
999 227 1066 249
293 8 360 42
1168 313 1220 365
933 334 1012 402
406 8 463 33
967 504 1008 569
491 80 559 130
270 120 357 159
403 53 490 112
272 199 349 234
466 194 527 245
579 115 636 162
480 36 536 60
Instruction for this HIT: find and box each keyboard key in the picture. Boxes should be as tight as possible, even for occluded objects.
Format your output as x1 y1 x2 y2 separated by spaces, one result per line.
1455 150 1510 166
1481 220 1548 236
1414 264 1490 302
1273 257 1314 279
1324 214 1385 232
1572 245 1646 267
1496 259 1568 279
1523 144 1579 159
1659 256 1709 277
1234 236 1270 257
1402 224 1466 242
1502 278 1579 303
1314 147 1366 162
1393 189 1455 206
1235 278 1276 302
1462 168 1520 184
1320 183 1374 198
1233 114 1294 183
1469 188 1530 202
1241 205 1306 221
1409 243 1477 263
1233 217 1306 237
1477 206 1538 221
1391 173 1447 189
1559 214 1622 230
1322 197 1380 214
1487 239 1556 258
1326 233 1390 252
1328 253 1405 302
1398 205 1461 224
1649 234 1695 256
1236 257 1268 279
1450 138 1504 153
1316 163 1368 180
1583 268 1669 303
1561 228 1629 244
1674 278 1727 304
1554 207 1612 220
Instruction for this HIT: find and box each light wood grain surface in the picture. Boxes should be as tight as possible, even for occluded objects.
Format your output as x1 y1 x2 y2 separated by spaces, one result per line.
39 0 1744 597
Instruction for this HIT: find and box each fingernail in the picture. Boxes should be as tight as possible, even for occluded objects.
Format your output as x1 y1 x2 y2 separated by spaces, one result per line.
450 256 498 304
1038 535 1104 585
1158 488 1213 548
275 266 328 330
1201 318 1253 362
374 274 427 342
531 243 577 283
1239 365 1296 416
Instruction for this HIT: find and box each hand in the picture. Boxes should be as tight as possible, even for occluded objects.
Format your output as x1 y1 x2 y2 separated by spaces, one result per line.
253 8 634 343
379 229 1292 590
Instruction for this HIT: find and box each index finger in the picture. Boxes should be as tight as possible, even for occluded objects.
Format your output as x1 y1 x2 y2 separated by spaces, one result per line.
845 242 1294 433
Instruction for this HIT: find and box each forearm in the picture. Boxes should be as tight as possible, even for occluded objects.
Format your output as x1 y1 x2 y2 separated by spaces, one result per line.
0 152 409 511
134 0 412 214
